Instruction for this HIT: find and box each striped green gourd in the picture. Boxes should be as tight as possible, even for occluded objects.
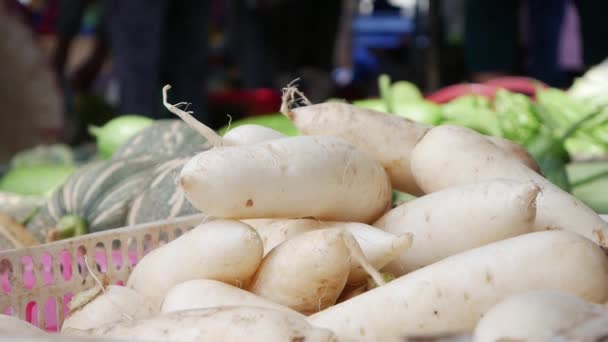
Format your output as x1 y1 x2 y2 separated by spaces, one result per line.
127 158 201 225
26 156 162 241
113 119 210 160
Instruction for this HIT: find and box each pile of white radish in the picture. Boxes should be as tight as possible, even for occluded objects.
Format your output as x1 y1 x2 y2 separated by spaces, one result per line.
8 83 608 342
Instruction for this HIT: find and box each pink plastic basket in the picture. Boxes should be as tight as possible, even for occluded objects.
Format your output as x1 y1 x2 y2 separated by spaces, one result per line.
0 214 206 332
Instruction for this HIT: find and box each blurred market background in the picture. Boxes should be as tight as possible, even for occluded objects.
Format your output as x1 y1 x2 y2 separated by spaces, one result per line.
3 0 608 246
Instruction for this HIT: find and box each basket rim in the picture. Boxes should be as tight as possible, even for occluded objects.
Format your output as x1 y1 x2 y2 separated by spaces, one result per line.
0 213 208 257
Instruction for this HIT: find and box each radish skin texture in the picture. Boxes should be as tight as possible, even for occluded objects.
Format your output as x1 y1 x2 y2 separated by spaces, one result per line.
68 306 338 342
160 279 302 316
222 124 286 145
247 228 352 315
61 285 156 332
126 219 263 309
244 218 413 284
287 102 429 195
410 125 608 247
473 290 607 342
307 230 608 341
0 314 46 335
374 179 539 275
486 136 542 174
179 136 392 223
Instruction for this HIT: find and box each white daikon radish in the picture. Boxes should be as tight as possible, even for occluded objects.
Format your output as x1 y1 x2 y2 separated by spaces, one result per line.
0 314 45 335
160 279 301 316
473 290 608 342
410 124 608 247
62 285 155 332
283 94 429 196
308 230 608 341
126 219 263 309
163 85 392 224
248 228 384 315
222 124 286 145
68 306 338 342
243 218 412 284
374 179 539 275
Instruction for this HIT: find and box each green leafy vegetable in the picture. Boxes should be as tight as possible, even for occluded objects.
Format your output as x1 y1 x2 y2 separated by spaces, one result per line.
440 95 502 137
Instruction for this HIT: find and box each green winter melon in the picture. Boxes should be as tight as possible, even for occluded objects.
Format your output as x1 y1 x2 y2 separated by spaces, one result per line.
127 158 201 225
26 156 162 241
113 119 210 160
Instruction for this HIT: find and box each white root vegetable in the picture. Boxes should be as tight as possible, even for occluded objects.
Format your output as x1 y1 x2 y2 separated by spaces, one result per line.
68 306 338 342
244 218 413 284
284 100 430 196
486 136 542 174
179 135 392 223
222 124 286 145
281 89 536 196
374 179 539 275
163 86 392 223
0 314 45 335
126 219 263 309
247 228 383 315
62 285 156 332
308 230 608 341
410 125 608 247
473 290 608 342
160 279 301 316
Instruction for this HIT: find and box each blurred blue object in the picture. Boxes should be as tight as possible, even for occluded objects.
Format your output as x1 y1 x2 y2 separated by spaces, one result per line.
351 10 415 80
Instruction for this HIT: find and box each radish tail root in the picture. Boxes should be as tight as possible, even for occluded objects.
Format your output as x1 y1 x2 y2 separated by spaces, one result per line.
341 231 387 287
162 85 225 147
280 79 312 116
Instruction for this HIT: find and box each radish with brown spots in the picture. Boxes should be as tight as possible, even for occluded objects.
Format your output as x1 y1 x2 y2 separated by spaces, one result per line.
283 97 429 196
163 85 392 223
410 125 608 247
68 306 338 342
126 219 263 309
308 230 608 341
486 136 542 174
374 179 540 275
247 228 385 315
243 218 413 284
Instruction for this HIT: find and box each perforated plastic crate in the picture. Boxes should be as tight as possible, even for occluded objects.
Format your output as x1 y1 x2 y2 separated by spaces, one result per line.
0 214 206 332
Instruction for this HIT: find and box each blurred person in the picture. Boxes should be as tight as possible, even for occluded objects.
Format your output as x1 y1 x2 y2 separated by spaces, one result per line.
571 0 608 68
52 0 109 92
105 0 210 122
0 2 64 163
464 0 568 87
464 0 608 87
